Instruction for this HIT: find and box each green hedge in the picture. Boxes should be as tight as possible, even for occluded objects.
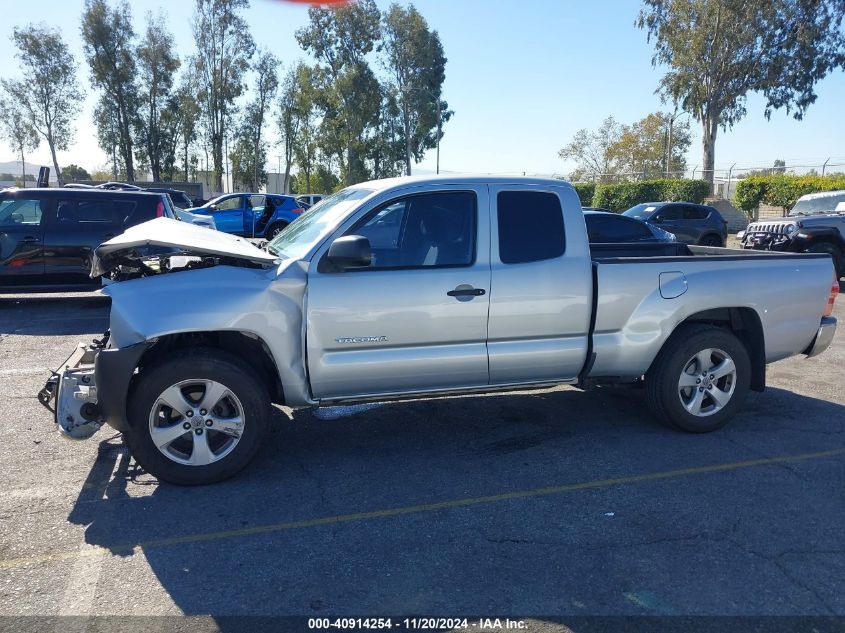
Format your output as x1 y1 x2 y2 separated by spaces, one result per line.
572 182 596 207
734 175 845 212
590 179 710 212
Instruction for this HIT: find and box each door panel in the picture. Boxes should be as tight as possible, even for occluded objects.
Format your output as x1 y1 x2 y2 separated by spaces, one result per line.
209 196 245 234
653 205 691 243
0 196 46 279
306 186 491 400
488 185 592 384
243 194 265 237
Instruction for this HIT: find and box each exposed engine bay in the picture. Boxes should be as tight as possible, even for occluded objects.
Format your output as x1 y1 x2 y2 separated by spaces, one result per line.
105 251 269 282
91 216 280 279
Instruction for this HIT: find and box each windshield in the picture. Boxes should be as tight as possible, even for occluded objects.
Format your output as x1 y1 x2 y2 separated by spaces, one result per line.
266 187 374 259
622 203 662 220
788 192 845 216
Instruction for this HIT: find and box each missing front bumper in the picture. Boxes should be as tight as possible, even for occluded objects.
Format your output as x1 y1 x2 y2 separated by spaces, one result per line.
40 341 104 440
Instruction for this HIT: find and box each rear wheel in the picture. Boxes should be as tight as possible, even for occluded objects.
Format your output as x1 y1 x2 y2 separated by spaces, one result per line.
699 234 723 247
645 324 750 433
125 349 270 485
265 222 289 240
806 242 844 279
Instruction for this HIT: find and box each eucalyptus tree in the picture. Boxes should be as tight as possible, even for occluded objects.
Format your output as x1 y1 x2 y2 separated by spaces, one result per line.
1 25 82 186
639 0 845 182
137 11 180 182
382 3 449 175
242 50 279 191
297 0 382 185
192 0 255 191
81 0 139 181
0 98 40 184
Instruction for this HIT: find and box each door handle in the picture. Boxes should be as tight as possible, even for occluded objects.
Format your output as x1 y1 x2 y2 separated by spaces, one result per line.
21 236 40 244
447 287 486 297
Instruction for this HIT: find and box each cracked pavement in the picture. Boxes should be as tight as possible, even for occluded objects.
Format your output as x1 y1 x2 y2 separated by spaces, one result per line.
0 287 843 623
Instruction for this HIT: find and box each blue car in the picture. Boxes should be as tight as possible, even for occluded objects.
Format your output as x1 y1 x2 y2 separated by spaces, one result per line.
187 193 303 239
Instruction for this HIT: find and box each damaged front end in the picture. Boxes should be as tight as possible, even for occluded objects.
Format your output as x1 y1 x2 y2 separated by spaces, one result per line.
38 217 287 441
39 333 109 440
93 216 278 282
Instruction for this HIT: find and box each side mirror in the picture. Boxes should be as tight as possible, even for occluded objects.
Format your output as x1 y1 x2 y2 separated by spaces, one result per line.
652 215 663 223
208 204 218 212
327 235 372 269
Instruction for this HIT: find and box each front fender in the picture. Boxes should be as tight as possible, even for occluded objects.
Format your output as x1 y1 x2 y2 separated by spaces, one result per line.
789 226 845 249
104 261 314 406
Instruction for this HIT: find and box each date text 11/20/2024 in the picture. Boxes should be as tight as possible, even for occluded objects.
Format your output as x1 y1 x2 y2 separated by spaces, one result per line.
307 618 528 630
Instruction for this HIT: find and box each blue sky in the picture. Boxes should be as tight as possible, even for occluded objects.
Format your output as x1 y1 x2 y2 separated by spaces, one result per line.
2 0 844 177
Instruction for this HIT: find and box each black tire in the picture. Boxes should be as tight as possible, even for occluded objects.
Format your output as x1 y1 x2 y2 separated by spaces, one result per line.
806 242 844 279
699 234 723 247
265 222 288 240
645 324 751 433
125 348 270 485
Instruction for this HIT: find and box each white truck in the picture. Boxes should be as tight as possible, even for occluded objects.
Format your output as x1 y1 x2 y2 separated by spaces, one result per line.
42 177 839 485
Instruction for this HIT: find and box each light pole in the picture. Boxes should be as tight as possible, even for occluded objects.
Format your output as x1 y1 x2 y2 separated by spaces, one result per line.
402 86 442 175
664 108 683 177
276 154 283 193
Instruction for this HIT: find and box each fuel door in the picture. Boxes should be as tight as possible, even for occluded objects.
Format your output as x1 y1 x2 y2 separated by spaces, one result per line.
659 271 688 299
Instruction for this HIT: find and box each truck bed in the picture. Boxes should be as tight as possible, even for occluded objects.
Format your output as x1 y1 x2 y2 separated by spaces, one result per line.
589 242 825 261
586 243 834 381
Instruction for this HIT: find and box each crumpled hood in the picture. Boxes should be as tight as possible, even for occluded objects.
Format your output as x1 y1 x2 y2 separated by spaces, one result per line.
91 216 277 276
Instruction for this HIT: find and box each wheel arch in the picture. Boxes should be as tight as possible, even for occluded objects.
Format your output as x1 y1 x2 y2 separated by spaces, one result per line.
134 331 286 406
698 231 724 246
672 307 766 392
264 219 290 237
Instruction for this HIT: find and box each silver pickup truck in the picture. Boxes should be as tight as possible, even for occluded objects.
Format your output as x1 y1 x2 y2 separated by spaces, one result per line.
42 176 839 485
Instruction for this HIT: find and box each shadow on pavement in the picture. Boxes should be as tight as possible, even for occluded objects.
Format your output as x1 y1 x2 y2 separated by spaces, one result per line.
67 386 845 616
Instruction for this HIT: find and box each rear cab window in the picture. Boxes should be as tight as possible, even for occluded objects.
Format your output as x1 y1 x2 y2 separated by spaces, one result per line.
586 213 652 242
497 191 565 263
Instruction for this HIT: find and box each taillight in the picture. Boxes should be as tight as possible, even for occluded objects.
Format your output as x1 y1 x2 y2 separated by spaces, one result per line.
156 201 165 218
824 272 839 317
291 207 303 215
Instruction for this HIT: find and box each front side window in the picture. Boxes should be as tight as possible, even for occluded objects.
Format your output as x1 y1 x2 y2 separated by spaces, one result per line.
351 191 476 269
0 198 43 225
497 191 565 264
213 196 242 211
655 205 682 221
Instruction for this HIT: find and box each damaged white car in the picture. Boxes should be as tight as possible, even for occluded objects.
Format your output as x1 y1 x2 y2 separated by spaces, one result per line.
40 177 838 485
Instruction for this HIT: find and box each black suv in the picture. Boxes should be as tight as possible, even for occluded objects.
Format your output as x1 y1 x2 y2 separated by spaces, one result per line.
0 188 174 286
622 201 728 246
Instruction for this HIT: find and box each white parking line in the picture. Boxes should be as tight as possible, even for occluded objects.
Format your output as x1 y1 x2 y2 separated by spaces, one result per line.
0 367 51 376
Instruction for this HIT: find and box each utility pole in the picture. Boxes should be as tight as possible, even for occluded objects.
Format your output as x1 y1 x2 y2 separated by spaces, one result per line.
224 134 230 194
665 108 681 177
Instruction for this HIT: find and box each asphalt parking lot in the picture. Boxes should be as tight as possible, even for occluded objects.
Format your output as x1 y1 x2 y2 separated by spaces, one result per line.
0 286 843 626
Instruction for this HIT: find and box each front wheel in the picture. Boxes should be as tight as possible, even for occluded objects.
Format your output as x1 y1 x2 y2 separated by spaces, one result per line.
125 349 270 485
645 324 750 433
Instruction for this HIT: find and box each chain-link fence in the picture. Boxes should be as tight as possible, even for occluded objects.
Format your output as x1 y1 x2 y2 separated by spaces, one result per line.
569 158 845 185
